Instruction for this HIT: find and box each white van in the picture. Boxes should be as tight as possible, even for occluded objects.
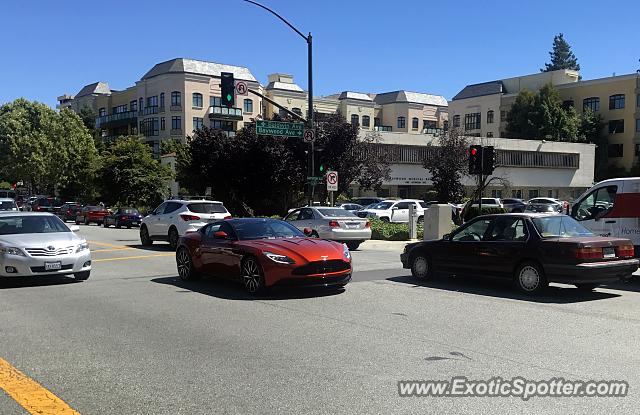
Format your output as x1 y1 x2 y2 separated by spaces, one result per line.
570 178 640 249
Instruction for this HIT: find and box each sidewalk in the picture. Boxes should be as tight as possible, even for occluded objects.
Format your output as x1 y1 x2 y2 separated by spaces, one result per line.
361 239 410 252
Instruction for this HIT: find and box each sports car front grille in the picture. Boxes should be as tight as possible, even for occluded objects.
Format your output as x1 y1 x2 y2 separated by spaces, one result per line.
292 260 350 275
26 246 75 257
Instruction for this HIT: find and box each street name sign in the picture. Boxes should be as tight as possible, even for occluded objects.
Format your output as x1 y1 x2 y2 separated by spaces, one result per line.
256 121 304 138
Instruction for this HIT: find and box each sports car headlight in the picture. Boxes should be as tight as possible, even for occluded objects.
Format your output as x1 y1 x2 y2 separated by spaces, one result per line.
343 243 351 260
264 251 296 265
0 246 26 257
76 242 89 253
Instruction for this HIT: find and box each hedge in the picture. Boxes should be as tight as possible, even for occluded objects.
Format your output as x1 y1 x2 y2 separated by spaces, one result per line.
463 207 507 221
370 218 424 241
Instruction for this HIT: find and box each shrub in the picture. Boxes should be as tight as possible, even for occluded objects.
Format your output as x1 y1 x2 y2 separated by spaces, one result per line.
463 207 507 221
370 218 423 241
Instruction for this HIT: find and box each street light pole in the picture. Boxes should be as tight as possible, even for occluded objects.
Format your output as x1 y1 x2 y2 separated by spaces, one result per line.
242 0 316 203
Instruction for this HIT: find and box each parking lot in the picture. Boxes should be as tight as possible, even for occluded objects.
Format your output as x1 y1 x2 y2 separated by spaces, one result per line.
2 224 640 414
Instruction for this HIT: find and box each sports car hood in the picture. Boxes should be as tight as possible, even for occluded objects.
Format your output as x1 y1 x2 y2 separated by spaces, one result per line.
0 232 82 248
243 237 347 262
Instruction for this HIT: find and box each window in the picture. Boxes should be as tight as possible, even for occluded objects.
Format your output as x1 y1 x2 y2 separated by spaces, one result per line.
130 100 137 112
500 110 507 122
351 114 359 126
139 98 143 112
608 119 624 134
512 189 522 199
292 107 302 116
487 110 494 124
193 117 204 131
243 99 253 113
423 120 437 130
491 189 502 198
160 92 165 108
411 117 419 130
636 144 640 157
453 115 460 128
637 94 640 108
210 96 221 107
362 115 370 127
171 116 182 131
98 107 106 117
113 104 127 114
451 218 491 241
160 117 165 131
171 91 181 106
583 97 600 112
211 120 234 131
486 217 527 242
374 117 381 127
608 144 624 158
443 120 449 131
397 117 406 129
140 118 159 136
486 132 494 138
464 113 481 130
528 189 539 199
192 93 203 108
146 96 158 108
562 100 574 109
574 185 617 221
636 118 640 133
609 94 625 110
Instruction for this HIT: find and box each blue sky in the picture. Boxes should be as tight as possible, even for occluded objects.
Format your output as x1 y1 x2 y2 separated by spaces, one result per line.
1 0 638 107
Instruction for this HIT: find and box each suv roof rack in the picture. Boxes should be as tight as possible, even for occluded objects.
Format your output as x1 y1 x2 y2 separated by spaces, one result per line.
173 195 217 201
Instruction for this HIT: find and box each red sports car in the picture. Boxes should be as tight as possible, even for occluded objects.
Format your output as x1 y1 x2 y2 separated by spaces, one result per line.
175 218 352 293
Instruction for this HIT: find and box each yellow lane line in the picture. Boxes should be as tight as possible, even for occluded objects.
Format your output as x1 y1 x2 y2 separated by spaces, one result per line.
87 240 126 248
92 253 174 262
0 357 80 415
90 247 137 253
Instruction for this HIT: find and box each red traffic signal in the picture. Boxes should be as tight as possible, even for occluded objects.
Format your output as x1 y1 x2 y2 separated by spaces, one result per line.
470 148 478 156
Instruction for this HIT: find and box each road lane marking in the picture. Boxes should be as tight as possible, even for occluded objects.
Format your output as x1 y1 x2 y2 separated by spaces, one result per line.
92 253 174 262
0 357 80 415
87 240 127 248
91 247 137 253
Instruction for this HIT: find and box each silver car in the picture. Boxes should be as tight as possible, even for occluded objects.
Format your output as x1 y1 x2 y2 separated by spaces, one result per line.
0 198 18 211
0 212 91 280
284 207 371 250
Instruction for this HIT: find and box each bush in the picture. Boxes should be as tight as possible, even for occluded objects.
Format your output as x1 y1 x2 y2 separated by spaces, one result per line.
463 207 507 221
370 218 423 241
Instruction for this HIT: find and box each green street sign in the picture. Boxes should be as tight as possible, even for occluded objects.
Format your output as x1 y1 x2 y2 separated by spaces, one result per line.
256 121 304 138
306 176 323 180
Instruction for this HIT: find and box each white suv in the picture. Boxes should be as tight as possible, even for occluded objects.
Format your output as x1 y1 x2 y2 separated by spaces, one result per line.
140 200 231 249
360 199 427 223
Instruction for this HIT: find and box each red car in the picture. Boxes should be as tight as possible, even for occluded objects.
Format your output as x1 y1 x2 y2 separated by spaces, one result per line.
76 205 109 225
176 218 352 293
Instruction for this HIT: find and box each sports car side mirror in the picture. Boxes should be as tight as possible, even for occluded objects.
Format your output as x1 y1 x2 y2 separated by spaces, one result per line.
303 227 312 236
213 231 228 239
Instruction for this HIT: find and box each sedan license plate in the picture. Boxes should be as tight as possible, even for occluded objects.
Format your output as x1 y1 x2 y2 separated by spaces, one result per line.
45 261 62 271
131 221 138 225
345 222 360 229
603 247 616 258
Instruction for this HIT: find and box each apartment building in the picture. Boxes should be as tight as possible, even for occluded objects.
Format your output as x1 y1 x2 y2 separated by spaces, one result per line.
449 69 640 170
58 58 263 157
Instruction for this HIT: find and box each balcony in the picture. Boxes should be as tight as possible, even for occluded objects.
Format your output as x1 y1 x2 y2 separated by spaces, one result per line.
170 105 182 112
95 110 138 129
374 125 392 132
139 106 159 116
422 128 444 135
208 106 243 121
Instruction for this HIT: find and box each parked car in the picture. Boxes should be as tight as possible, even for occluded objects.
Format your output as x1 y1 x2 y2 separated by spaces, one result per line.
0 190 17 200
401 213 638 294
358 199 427 223
0 212 91 280
103 207 143 229
75 205 109 225
283 206 371 250
470 198 504 209
141 199 232 249
351 197 384 207
57 203 82 222
0 198 18 211
501 198 526 213
528 197 567 213
30 197 63 213
525 202 562 214
175 218 352 293
337 203 363 213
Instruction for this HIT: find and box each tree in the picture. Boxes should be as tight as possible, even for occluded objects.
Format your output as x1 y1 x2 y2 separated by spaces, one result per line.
422 128 469 203
0 99 98 197
541 33 580 72
96 136 172 208
506 89 539 139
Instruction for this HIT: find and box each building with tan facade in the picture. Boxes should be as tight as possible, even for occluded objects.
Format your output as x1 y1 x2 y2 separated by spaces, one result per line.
59 58 449 158
449 69 640 170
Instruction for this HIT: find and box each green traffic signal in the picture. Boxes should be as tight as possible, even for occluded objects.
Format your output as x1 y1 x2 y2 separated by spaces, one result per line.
319 164 325 173
226 94 232 102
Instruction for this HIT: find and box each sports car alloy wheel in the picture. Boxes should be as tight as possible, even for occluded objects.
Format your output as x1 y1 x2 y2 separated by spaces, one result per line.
242 258 264 293
176 248 197 281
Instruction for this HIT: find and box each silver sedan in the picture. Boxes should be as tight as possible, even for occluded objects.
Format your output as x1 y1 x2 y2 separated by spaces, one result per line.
283 207 371 250
0 212 91 279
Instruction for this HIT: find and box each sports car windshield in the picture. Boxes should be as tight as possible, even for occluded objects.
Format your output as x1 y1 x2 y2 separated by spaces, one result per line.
234 220 305 240
0 215 70 235
532 216 593 238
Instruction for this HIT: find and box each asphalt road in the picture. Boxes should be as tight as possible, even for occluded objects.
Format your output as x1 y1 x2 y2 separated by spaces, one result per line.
1 224 640 414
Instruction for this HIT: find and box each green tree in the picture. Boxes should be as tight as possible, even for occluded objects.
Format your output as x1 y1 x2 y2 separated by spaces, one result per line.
541 33 580 72
0 99 98 197
97 136 172 207
506 89 539 139
422 128 468 203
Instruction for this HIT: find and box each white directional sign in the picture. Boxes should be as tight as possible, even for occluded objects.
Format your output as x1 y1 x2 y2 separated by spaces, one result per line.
303 128 315 142
235 81 248 96
326 170 338 192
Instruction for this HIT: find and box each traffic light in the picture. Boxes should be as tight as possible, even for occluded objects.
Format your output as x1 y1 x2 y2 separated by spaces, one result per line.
482 146 496 175
468 145 482 175
220 72 234 108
